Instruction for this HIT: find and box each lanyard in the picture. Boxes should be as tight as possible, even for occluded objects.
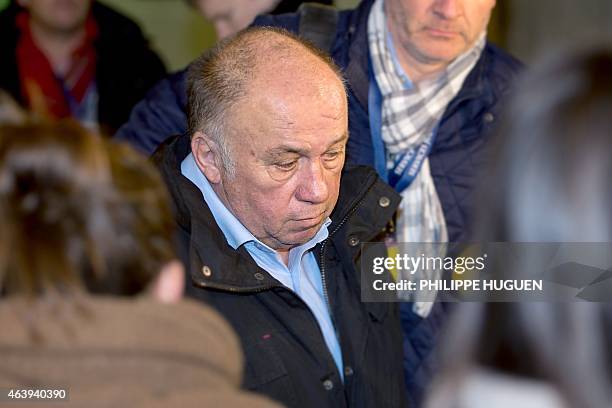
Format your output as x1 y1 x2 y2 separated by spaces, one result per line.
368 60 437 193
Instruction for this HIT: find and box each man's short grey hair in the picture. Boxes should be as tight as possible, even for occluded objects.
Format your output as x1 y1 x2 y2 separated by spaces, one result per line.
186 26 346 178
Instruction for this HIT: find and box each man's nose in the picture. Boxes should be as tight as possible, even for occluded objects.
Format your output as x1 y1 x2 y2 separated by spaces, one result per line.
296 160 330 204
432 0 462 19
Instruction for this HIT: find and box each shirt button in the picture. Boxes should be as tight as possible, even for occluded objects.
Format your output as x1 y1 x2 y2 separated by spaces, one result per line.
483 112 495 123
344 366 354 376
322 379 334 391
348 236 360 247
378 196 391 208
254 272 265 281
201 265 212 277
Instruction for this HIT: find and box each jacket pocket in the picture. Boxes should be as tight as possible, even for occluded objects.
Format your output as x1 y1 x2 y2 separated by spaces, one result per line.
241 334 298 405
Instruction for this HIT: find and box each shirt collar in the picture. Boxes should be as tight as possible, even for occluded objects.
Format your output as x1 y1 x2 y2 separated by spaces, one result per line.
181 152 256 249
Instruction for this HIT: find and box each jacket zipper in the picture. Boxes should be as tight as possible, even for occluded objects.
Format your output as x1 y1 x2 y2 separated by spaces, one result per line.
319 180 377 334
192 175 381 382
194 263 345 379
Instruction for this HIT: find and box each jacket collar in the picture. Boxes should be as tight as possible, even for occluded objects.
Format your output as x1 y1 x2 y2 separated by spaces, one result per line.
340 0 374 110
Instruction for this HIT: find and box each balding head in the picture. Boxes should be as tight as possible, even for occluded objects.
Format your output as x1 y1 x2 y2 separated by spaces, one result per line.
187 27 345 175
187 27 348 255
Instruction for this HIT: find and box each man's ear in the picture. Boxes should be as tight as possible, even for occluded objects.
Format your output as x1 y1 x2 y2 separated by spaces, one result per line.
191 131 222 184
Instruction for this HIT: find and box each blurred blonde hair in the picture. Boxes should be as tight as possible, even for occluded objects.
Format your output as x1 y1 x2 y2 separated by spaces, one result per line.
0 121 176 297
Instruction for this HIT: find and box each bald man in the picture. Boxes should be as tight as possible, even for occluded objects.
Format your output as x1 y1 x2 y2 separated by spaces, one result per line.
153 27 407 408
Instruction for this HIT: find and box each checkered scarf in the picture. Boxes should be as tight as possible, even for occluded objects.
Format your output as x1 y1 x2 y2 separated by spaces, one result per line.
368 0 485 314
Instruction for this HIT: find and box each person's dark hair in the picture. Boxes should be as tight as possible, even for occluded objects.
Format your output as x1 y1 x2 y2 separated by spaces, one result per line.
269 0 333 14
0 121 176 297
186 26 345 174
430 48 612 408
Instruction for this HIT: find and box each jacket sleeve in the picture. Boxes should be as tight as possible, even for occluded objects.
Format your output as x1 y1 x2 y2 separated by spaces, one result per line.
114 70 188 155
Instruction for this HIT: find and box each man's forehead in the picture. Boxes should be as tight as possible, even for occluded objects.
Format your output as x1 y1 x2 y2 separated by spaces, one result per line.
241 93 346 130
236 74 346 119
253 71 346 110
233 77 347 138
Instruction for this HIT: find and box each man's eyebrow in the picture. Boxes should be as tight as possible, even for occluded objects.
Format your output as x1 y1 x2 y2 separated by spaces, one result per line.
264 133 349 159
263 147 308 159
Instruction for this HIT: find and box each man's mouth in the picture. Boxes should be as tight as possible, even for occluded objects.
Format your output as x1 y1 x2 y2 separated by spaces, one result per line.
293 212 327 228
424 27 461 38
294 210 326 221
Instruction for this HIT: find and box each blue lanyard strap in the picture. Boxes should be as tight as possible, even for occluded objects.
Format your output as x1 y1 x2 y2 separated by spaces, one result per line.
368 59 389 183
368 59 437 193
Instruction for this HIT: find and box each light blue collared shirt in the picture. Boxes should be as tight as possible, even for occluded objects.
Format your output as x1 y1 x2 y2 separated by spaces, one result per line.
182 153 344 379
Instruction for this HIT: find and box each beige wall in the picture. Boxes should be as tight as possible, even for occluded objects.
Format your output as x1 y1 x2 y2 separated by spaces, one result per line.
336 0 359 8
99 0 216 71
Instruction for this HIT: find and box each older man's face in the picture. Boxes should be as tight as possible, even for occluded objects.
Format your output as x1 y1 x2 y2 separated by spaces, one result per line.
214 63 348 251
386 0 495 67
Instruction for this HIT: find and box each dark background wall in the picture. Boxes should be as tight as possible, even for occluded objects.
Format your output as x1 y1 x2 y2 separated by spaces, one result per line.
491 0 612 62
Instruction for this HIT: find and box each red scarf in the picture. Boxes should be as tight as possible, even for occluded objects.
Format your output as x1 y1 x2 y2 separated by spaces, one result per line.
16 11 98 119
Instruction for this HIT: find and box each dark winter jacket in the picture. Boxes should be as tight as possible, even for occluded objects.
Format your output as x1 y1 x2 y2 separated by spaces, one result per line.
152 133 407 408
0 1 166 134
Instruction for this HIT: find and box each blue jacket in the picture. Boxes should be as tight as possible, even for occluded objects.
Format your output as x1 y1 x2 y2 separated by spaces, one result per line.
116 1 522 405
